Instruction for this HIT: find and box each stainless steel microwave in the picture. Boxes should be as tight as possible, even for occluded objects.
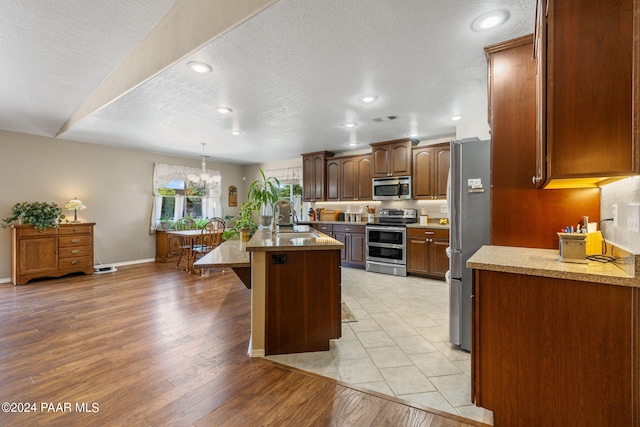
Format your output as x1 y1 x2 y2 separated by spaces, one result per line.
372 176 412 200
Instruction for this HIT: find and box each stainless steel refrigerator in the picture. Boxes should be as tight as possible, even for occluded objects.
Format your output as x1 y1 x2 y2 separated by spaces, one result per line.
447 138 491 352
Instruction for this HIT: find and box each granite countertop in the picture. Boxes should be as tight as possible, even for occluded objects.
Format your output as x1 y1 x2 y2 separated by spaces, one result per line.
467 245 639 288
193 239 250 268
245 226 343 252
406 222 449 230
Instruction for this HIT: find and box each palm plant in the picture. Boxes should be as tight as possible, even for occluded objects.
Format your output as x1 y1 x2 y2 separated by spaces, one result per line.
248 169 280 226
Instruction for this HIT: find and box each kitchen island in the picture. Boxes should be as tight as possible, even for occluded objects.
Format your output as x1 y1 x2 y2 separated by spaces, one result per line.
468 245 639 426
195 227 343 357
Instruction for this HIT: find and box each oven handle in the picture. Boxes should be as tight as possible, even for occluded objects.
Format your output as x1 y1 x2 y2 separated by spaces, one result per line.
366 225 407 233
366 242 405 249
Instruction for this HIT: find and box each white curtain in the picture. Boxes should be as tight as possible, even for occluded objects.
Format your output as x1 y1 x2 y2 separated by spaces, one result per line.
150 163 222 233
265 167 302 185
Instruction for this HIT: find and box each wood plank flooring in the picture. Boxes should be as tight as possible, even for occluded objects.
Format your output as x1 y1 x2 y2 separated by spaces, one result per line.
0 263 488 426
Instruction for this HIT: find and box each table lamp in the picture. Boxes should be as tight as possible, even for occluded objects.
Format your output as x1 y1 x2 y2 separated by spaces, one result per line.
64 198 86 223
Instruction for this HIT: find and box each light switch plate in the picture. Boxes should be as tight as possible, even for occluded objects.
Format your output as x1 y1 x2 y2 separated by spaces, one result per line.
440 205 448 214
627 204 640 232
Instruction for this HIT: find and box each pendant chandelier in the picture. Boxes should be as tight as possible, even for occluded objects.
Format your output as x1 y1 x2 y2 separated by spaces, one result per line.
187 142 220 186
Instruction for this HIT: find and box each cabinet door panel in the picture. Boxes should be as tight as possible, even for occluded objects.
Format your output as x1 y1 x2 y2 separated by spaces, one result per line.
356 156 372 200
391 144 411 175
326 159 341 200
434 146 450 197
412 149 434 199
407 237 428 273
340 158 356 200
18 238 57 274
428 239 449 278
348 233 366 265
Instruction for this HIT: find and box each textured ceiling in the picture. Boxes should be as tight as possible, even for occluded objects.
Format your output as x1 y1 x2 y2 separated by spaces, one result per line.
0 0 536 165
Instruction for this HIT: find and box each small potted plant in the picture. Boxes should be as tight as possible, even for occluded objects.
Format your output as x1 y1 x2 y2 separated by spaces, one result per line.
1 202 66 231
223 201 259 241
248 169 281 227
159 214 172 230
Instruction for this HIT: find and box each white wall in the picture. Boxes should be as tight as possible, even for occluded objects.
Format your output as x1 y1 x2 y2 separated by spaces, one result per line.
455 114 491 141
600 176 640 253
0 130 245 281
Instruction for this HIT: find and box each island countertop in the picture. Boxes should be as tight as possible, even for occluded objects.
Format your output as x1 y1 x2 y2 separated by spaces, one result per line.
245 227 343 252
467 245 639 288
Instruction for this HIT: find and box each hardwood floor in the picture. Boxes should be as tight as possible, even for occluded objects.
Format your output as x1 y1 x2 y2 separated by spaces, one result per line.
0 263 487 426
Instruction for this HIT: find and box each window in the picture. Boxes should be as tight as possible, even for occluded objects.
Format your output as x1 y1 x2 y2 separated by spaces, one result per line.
151 163 221 232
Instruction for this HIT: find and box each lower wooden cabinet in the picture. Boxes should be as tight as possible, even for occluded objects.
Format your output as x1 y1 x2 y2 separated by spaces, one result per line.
11 223 95 285
307 223 366 269
473 270 639 426
407 227 449 279
265 250 341 355
155 230 181 262
332 224 366 268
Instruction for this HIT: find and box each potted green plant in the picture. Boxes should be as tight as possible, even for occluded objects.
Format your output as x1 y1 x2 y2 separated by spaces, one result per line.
1 202 66 231
159 214 172 230
248 169 281 227
223 201 259 240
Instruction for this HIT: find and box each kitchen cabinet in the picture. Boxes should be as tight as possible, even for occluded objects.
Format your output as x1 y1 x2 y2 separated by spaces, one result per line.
533 0 639 188
302 151 334 202
155 229 181 262
326 158 341 201
11 223 95 285
371 138 413 178
340 154 372 201
326 155 373 201
332 224 365 268
412 143 450 199
473 269 639 426
406 227 449 279
485 35 600 249
265 249 341 355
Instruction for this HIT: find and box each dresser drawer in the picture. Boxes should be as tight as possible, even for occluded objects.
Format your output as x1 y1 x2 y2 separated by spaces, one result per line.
59 235 92 247
15 226 57 238
407 227 449 239
59 246 92 259
58 257 93 270
59 225 93 235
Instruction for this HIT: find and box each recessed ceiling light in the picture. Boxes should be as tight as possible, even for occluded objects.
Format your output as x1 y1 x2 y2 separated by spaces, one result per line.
359 95 378 103
187 61 212 73
347 142 359 146
451 116 462 121
408 132 420 137
231 130 241 135
343 122 358 128
471 10 509 31
215 107 232 114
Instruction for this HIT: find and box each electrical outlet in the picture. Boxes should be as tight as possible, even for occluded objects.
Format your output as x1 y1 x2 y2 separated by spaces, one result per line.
612 204 618 227
440 205 448 214
628 204 640 232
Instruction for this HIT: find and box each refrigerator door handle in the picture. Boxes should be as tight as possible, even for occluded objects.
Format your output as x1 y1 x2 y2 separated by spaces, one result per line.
448 273 461 346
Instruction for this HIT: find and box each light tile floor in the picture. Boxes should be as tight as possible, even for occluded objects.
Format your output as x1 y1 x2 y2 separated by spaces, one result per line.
266 267 494 425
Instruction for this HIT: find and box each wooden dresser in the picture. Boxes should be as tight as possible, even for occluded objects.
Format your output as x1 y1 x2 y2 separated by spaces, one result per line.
11 223 95 285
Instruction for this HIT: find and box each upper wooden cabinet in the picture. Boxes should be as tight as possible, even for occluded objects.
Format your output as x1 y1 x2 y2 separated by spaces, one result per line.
325 154 373 201
412 143 450 199
486 35 601 249
302 151 334 202
371 139 413 177
340 155 372 201
534 0 639 188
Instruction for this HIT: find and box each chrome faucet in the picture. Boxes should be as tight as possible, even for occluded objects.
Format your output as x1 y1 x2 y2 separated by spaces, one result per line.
273 200 297 229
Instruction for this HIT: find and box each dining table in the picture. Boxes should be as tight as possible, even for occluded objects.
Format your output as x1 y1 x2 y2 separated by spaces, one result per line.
166 229 217 273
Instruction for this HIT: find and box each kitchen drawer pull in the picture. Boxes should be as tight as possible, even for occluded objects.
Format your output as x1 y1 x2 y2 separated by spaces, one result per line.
424 231 435 235
71 239 80 243
71 260 80 265
71 250 80 254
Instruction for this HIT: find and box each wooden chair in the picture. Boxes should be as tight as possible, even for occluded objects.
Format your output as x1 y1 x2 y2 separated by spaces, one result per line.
190 218 225 274
174 217 197 271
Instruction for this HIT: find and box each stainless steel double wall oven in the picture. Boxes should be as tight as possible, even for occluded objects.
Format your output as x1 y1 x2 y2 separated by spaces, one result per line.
365 208 417 276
